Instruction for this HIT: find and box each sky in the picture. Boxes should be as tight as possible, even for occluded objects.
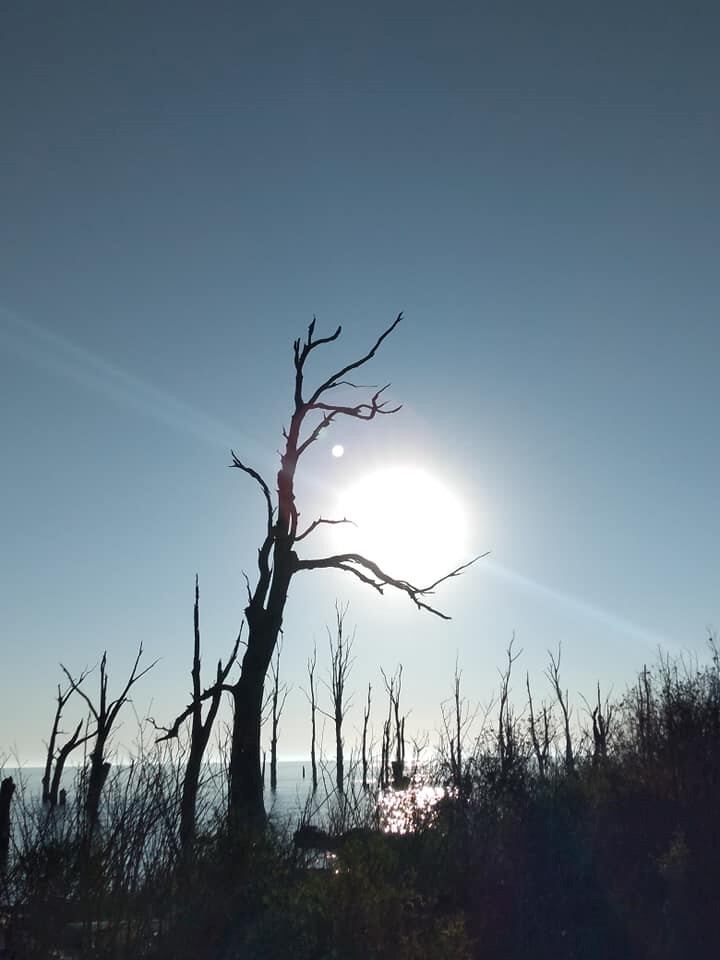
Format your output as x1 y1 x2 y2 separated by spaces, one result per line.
1 1 719 765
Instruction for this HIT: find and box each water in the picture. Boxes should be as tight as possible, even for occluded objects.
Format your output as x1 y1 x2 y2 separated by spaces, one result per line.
1 761 444 845
1 762 361 832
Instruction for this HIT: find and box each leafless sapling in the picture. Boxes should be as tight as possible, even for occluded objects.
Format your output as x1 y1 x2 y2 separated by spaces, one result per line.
226 314 485 825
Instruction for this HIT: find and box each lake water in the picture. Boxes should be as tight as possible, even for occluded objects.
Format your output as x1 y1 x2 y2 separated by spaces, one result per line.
1 761 373 834
1 761 443 852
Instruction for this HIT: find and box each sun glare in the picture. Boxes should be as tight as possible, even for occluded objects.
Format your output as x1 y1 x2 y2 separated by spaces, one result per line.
334 466 468 585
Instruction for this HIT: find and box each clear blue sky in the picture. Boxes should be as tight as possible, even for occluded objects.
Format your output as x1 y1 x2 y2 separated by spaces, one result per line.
2 2 718 764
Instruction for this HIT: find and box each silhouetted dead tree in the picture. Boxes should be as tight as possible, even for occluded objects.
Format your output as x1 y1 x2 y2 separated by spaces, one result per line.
0 777 14 874
362 682 371 789
497 637 523 779
42 675 90 806
546 644 574 774
526 673 553 780
61 645 156 831
155 577 240 854
381 665 407 787
321 603 354 794
226 314 484 826
440 660 479 792
268 642 289 792
42 683 75 804
304 643 319 792
582 682 614 767
49 719 91 808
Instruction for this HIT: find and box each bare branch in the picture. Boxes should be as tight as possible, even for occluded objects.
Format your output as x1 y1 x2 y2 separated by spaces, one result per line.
307 383 402 421
229 452 274 536
308 314 403 405
296 411 337 458
295 516 356 543
294 552 488 619
59 663 98 721
153 678 236 742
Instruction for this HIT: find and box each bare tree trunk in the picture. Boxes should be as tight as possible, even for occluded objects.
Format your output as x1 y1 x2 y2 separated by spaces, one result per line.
382 665 406 787
49 720 86 807
362 683 371 789
229 655 270 829
0 777 15 874
42 686 64 804
269 643 289 793
86 748 111 829
156 578 239 855
325 603 354 795
381 717 391 789
307 644 319 792
42 679 88 804
547 645 574 775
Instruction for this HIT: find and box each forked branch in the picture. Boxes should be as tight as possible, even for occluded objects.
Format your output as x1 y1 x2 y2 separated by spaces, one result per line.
294 552 488 619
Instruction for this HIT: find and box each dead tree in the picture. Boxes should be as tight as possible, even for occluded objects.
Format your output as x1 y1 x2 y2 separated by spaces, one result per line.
381 665 407 787
303 642 319 792
155 577 240 853
48 719 91 808
227 314 485 826
582 682 614 767
42 674 91 806
546 645 574 774
61 645 156 831
321 603 354 794
42 682 80 803
362 682 371 789
268 642 289 792
0 777 15 874
526 673 553 780
497 637 523 780
380 715 391 789
440 660 479 792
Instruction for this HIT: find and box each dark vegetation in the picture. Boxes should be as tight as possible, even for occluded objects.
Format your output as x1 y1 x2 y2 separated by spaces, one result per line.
2 319 718 957
2 642 720 958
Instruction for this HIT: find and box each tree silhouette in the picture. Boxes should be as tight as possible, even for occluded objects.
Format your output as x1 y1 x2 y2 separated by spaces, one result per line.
155 577 240 855
267 640 289 792
61 645 156 831
227 314 483 826
41 676 90 806
321 602 354 795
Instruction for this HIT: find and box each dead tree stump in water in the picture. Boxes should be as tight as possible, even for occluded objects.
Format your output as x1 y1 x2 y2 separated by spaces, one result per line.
0 777 15 872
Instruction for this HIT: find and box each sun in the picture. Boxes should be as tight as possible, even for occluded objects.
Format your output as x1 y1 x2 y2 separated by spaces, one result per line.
333 466 469 585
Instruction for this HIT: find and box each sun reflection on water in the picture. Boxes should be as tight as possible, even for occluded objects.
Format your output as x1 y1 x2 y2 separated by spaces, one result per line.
378 781 448 834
